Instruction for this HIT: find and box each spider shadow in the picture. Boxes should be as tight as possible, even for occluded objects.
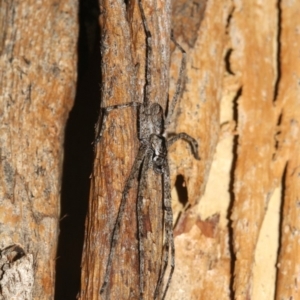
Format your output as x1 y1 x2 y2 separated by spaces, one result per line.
54 1 100 299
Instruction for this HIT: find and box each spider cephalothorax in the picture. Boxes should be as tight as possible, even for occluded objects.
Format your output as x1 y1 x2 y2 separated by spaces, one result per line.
139 103 164 139
98 1 200 299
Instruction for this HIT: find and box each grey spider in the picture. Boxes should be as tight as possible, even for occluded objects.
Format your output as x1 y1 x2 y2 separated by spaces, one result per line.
98 1 200 299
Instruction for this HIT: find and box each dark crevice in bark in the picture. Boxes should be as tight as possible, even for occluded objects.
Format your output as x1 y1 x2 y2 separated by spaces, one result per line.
273 111 283 159
274 162 287 300
224 48 235 75
55 1 100 299
228 86 242 300
175 174 188 207
273 0 282 102
226 5 234 30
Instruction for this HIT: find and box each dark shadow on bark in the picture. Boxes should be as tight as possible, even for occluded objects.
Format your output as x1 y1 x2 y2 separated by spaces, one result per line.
55 1 100 299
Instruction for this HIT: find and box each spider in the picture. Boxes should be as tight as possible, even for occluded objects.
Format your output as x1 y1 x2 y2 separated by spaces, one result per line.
98 1 200 299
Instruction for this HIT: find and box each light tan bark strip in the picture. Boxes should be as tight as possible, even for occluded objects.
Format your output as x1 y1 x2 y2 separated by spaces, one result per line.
275 0 300 298
230 0 279 299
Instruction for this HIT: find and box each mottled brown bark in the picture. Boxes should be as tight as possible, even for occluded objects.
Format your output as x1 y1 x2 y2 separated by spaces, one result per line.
80 0 300 299
275 1 300 299
0 1 78 299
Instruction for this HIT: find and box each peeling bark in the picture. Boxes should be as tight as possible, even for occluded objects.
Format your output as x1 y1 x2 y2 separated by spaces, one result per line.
79 0 300 299
167 0 232 299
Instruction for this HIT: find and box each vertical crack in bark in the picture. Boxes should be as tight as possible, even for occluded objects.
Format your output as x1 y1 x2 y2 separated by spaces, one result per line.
273 111 283 160
274 162 287 300
228 86 242 300
224 48 235 75
273 0 282 102
55 0 100 297
226 5 234 31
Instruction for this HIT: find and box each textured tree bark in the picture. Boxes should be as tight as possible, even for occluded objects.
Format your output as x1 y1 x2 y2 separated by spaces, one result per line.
80 0 300 299
167 0 232 299
228 1 300 299
79 0 172 299
168 0 300 299
0 1 78 299
275 1 300 299
229 1 280 299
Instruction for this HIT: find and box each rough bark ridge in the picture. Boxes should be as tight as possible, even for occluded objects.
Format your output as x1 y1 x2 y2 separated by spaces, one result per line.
79 0 172 299
0 1 78 299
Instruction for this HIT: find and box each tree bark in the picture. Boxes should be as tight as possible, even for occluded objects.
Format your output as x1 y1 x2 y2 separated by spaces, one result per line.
275 1 300 299
80 0 300 299
0 1 78 299
79 0 172 299
167 0 232 299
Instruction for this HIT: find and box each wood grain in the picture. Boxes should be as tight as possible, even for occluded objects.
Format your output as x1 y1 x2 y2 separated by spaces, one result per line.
275 1 300 299
0 0 78 299
79 0 172 299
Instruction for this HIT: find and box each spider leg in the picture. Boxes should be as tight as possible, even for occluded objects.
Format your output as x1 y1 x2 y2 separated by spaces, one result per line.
100 145 147 297
165 34 187 128
138 0 152 105
95 102 141 144
167 132 200 160
154 163 174 300
137 150 152 300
